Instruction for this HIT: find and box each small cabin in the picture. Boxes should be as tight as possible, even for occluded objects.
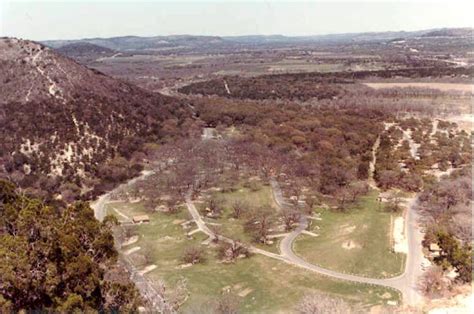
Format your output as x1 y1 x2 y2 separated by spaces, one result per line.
429 243 441 257
132 215 150 224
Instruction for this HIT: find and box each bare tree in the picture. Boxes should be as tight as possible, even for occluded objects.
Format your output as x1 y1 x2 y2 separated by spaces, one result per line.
231 200 248 219
244 206 274 243
296 293 353 314
156 278 189 312
304 193 319 215
385 194 403 213
214 292 240 314
419 266 450 298
280 208 301 231
182 246 206 264
207 196 224 218
347 181 369 202
217 240 250 263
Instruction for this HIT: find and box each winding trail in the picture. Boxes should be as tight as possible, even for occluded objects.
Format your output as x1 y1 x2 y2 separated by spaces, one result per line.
271 178 423 306
184 179 424 304
91 170 153 221
91 169 171 312
180 130 425 306
184 173 424 305
92 128 425 307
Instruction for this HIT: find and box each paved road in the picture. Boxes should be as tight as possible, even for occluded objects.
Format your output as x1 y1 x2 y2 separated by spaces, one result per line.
184 190 216 238
93 128 425 307
184 182 419 295
91 170 154 221
91 169 172 311
180 131 425 306
269 177 424 306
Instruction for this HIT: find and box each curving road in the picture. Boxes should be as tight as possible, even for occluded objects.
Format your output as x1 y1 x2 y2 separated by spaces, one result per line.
91 170 154 221
93 128 425 307
269 177 424 306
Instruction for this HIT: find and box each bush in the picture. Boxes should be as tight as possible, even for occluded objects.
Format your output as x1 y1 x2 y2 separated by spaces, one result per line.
217 240 250 262
182 246 205 264
244 180 261 192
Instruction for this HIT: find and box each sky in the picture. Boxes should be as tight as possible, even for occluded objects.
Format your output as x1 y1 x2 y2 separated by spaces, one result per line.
1 0 473 40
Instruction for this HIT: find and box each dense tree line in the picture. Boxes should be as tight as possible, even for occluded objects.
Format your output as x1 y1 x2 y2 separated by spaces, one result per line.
179 66 473 100
418 168 472 283
192 97 384 196
0 179 141 311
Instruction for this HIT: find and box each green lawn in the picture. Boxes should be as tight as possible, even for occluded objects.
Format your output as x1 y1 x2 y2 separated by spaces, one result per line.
294 190 406 278
106 197 400 312
198 182 280 250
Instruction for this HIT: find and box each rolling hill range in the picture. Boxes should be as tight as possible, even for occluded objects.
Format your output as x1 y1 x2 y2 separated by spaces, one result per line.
42 28 473 51
0 38 191 201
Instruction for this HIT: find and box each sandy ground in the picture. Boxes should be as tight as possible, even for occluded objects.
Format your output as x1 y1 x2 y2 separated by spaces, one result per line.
138 264 157 275
125 246 141 255
122 235 139 247
113 207 131 222
364 82 473 93
443 114 473 132
427 288 473 314
393 216 408 254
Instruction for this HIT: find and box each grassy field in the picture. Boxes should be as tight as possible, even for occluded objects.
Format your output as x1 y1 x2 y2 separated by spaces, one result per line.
294 190 406 279
198 182 281 252
105 196 401 312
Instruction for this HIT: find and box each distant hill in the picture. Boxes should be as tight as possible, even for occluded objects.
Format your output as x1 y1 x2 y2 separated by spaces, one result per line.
44 35 224 51
0 38 190 200
421 28 473 38
42 28 474 51
56 42 115 58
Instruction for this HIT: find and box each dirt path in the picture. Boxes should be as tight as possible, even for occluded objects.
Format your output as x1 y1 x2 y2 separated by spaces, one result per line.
402 129 420 159
224 80 231 95
368 135 381 189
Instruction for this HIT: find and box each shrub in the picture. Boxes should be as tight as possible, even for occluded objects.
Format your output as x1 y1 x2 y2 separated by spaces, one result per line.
182 246 205 264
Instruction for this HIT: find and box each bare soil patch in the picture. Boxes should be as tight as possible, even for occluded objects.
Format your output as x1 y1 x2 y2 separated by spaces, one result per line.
364 82 473 93
341 240 361 250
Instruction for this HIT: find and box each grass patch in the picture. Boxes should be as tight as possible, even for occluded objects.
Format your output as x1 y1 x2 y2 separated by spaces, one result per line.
294 190 406 278
107 197 400 312
198 182 279 245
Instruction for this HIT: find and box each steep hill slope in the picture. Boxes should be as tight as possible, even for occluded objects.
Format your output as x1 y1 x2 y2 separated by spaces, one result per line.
0 38 191 200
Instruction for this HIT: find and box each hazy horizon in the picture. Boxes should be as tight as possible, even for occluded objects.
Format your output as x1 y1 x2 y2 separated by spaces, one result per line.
1 0 474 41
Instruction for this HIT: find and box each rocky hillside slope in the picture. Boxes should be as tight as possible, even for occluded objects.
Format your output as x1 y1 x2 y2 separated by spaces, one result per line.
0 38 191 201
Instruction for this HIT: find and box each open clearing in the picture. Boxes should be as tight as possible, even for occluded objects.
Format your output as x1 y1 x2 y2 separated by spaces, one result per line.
364 82 473 93
104 193 400 312
198 181 281 253
294 190 406 279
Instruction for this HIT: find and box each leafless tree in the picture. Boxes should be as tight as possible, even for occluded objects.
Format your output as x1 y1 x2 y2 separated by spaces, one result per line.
182 246 205 264
214 292 240 314
280 208 301 231
296 293 353 314
347 181 369 202
156 278 189 313
419 266 450 298
231 200 248 219
244 206 274 243
217 240 250 263
207 196 224 218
